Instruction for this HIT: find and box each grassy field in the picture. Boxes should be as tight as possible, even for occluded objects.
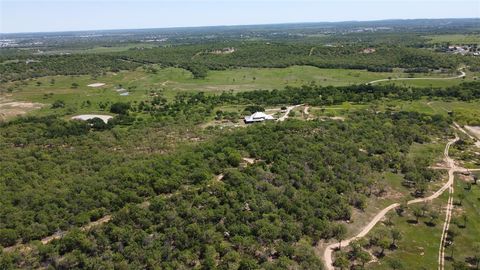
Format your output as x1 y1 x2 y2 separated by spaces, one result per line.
0 65 478 120
326 137 449 270
363 172 480 270
364 175 480 270
408 141 446 165
443 178 480 270
425 34 480 45
366 187 449 270
35 43 159 55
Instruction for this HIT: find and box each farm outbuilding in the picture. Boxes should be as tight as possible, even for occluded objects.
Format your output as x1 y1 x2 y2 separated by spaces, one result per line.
244 112 275 123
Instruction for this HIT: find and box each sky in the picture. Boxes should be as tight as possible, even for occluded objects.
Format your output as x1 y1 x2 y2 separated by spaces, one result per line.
1 0 479 33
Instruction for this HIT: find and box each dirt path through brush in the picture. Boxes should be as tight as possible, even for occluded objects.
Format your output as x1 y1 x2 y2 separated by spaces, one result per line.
323 133 459 270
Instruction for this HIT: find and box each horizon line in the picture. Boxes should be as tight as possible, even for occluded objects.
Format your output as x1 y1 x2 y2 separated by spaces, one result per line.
1 17 478 35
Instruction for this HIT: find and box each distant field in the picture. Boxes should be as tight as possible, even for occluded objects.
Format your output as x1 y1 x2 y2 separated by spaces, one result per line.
425 34 480 44
0 65 477 119
36 43 158 55
305 99 480 126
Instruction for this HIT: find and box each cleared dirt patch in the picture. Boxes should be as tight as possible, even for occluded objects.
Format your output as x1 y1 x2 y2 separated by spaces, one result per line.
465 126 480 139
464 126 480 148
0 97 43 121
87 83 106 87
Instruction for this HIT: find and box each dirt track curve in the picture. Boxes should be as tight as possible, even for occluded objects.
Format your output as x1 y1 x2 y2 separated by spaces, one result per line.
323 134 459 270
367 70 466 85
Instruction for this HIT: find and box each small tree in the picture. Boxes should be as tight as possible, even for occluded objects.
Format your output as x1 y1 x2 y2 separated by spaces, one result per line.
388 258 404 270
333 251 349 270
332 224 347 250
378 237 390 256
51 100 65 109
460 214 468 228
357 250 372 267
396 202 407 216
421 203 430 217
390 228 402 247
428 210 439 226
110 102 130 115
457 192 466 206
413 207 423 223
385 212 395 226
449 242 456 260
472 243 480 270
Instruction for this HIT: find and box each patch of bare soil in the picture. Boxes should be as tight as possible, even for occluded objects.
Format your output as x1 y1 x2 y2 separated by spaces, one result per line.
465 126 480 138
87 83 106 87
0 97 44 121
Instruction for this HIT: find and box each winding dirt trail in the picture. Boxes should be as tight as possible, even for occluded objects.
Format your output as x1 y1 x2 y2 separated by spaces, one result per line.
367 70 466 85
323 134 459 270
438 181 454 270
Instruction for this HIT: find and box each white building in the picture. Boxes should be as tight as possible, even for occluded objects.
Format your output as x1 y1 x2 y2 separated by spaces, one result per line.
244 112 275 123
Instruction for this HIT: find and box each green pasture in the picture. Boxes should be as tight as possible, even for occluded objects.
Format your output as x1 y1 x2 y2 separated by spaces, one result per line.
37 43 158 55
367 190 448 270
425 34 480 45
444 178 480 270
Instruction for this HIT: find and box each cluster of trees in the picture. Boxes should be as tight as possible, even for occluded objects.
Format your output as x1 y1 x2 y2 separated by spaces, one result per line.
100 81 478 132
0 110 451 268
233 81 480 105
0 54 140 82
120 43 477 77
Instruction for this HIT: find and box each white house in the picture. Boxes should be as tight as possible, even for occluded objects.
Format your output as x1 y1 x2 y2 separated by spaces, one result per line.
244 112 275 123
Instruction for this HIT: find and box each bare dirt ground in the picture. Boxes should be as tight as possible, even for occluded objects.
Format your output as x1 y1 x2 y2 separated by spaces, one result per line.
465 126 480 138
87 83 106 87
465 126 480 147
0 96 43 121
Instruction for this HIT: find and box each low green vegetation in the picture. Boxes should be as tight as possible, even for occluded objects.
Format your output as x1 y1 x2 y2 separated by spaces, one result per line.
0 111 451 269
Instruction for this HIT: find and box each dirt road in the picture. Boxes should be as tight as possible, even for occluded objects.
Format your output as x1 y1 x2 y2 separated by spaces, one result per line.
367 70 466 85
437 123 480 270
278 104 303 122
323 134 459 270
438 181 454 270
